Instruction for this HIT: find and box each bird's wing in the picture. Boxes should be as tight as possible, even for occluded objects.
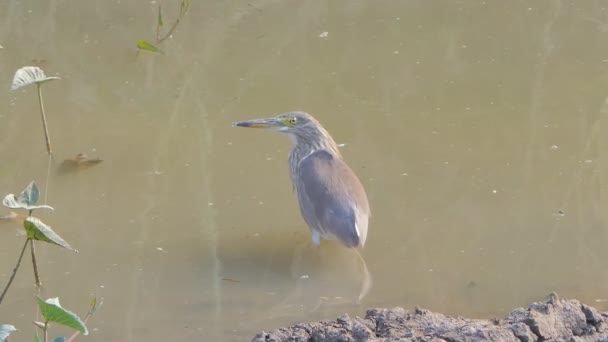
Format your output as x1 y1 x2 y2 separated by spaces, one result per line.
296 150 370 247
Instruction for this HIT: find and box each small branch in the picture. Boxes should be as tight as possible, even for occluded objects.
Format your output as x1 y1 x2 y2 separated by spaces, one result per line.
37 83 53 156
31 240 41 287
0 239 30 304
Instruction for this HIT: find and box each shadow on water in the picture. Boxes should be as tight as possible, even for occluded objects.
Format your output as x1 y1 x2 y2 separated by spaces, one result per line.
238 240 372 331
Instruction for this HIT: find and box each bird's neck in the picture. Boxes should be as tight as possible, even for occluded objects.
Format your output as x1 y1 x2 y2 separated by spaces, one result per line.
287 128 341 182
288 129 341 159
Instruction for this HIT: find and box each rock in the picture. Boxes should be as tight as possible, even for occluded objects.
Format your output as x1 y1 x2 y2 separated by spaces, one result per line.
252 293 608 342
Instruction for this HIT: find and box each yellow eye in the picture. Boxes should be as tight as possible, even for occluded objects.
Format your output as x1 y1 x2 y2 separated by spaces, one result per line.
288 117 297 125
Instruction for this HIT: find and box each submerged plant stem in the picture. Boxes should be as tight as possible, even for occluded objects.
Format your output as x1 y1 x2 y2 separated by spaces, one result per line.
0 239 30 304
157 0 190 43
31 240 41 286
37 83 53 156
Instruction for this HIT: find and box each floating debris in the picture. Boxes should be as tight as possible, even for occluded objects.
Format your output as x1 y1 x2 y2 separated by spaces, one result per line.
319 31 329 38
0 211 26 224
222 278 240 283
554 210 566 217
57 153 102 174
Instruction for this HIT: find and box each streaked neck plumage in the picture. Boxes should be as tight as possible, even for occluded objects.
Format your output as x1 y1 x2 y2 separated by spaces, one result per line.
286 124 341 185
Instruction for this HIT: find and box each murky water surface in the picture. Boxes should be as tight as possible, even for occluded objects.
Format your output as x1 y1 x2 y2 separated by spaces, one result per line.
1 1 608 340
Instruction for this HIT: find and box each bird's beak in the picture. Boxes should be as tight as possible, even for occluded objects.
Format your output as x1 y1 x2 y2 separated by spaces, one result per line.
232 117 284 129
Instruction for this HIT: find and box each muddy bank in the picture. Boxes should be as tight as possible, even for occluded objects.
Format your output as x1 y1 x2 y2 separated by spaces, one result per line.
253 293 608 341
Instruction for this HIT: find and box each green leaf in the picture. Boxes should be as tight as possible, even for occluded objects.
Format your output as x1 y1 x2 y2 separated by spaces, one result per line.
0 324 16 342
24 217 76 252
35 297 88 335
11 66 60 91
88 296 101 315
137 40 163 54
35 333 41 342
3 181 54 211
51 337 66 342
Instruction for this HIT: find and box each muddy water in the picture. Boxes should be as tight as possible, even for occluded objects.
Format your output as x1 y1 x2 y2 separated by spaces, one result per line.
1 1 608 340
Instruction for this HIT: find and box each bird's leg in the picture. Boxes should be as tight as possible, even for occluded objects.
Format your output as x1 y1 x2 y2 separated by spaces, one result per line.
311 230 321 248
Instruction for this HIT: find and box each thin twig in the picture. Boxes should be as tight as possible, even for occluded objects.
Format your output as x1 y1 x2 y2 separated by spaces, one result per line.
0 239 30 304
31 240 41 286
37 83 53 156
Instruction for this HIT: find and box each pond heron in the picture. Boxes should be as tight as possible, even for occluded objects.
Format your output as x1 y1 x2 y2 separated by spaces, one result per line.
233 111 370 248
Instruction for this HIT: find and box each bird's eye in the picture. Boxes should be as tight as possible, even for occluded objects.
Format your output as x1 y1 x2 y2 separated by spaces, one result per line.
289 117 298 125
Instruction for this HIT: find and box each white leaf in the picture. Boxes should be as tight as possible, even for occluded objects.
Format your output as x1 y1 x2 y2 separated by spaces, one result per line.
45 297 62 307
11 66 60 91
0 324 16 342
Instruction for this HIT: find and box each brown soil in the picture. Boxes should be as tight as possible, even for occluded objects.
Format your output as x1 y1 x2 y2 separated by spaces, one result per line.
253 293 608 342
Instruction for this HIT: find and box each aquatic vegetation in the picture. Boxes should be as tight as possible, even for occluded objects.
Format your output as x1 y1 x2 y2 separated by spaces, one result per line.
137 0 191 53
0 181 99 341
0 325 16 342
0 181 74 304
11 66 60 156
34 297 88 342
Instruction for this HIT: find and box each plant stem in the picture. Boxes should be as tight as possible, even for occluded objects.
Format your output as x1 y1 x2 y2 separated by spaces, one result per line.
155 5 162 42
0 239 30 304
157 0 189 43
37 83 53 156
66 305 95 342
43 321 48 342
31 240 41 286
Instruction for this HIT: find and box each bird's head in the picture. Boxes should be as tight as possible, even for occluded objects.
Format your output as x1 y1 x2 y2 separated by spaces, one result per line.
232 111 317 134
233 111 339 153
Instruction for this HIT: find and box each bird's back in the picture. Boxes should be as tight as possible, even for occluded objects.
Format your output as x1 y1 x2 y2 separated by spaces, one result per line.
294 149 370 248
